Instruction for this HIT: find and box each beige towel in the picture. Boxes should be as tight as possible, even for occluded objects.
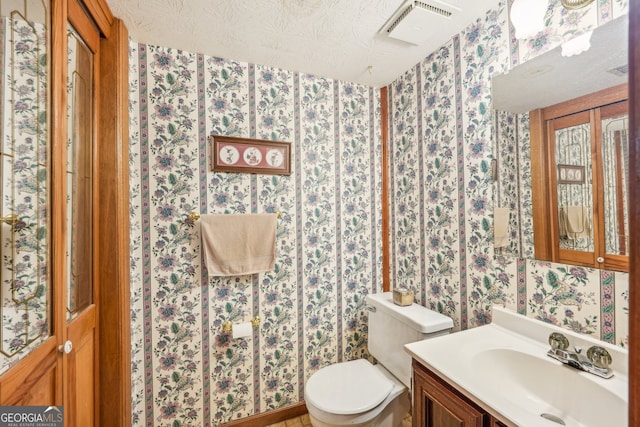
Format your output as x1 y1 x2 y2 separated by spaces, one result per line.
201 213 277 276
559 206 590 240
493 207 510 248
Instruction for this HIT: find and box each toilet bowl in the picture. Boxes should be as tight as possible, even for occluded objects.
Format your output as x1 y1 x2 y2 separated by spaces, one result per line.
304 359 409 427
303 292 453 427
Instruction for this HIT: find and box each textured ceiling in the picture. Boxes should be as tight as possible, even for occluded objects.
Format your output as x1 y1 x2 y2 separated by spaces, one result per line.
105 0 500 87
492 15 628 113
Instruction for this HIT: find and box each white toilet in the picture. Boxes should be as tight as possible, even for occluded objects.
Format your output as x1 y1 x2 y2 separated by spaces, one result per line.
304 292 453 427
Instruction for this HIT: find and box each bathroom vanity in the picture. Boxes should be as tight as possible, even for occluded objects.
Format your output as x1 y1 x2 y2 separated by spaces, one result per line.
405 307 628 427
412 358 510 426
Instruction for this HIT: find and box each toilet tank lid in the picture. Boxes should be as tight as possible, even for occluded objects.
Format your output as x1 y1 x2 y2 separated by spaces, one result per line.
366 292 453 333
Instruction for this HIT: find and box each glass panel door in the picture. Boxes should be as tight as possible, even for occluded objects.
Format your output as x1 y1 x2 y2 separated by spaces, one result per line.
0 0 49 366
554 115 594 253
66 25 92 317
601 102 629 257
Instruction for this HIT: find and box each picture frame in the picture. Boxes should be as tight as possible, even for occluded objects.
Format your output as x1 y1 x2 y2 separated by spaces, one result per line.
210 135 291 176
557 164 585 184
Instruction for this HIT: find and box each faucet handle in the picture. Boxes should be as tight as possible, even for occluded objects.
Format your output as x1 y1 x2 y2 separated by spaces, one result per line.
587 346 612 369
548 332 570 350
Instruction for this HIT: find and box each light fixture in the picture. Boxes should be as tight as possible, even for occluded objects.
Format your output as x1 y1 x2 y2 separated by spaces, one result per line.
510 0 548 39
560 0 596 10
561 30 593 57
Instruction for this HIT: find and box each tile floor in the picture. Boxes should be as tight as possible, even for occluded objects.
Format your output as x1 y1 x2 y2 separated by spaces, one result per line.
270 413 412 427
265 414 312 427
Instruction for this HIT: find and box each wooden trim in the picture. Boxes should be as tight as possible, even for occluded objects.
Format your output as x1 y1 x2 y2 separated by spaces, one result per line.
51 0 69 408
0 339 57 404
603 254 628 272
590 108 604 268
218 402 308 427
613 130 626 254
542 83 628 120
80 0 114 38
68 0 100 50
97 17 132 427
628 1 639 425
558 249 596 267
530 109 552 260
380 87 390 292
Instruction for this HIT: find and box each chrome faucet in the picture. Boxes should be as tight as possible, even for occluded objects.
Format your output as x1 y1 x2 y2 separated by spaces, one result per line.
546 332 614 379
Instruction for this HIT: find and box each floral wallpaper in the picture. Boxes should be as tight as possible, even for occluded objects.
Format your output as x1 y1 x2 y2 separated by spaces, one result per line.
388 0 629 344
126 0 631 425
0 16 49 374
493 110 534 259
128 46 382 425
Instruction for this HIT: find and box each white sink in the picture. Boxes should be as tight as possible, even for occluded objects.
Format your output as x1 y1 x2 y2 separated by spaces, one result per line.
405 306 628 427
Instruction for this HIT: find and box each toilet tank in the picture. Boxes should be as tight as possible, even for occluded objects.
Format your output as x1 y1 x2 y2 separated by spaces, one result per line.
366 292 453 387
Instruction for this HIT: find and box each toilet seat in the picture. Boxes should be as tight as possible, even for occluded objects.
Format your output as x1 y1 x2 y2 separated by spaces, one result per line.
305 359 394 415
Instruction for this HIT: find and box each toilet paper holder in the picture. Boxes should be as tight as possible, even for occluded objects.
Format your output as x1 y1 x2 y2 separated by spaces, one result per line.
222 316 261 334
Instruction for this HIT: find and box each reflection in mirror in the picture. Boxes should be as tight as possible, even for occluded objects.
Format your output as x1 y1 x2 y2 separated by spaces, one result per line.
602 111 629 256
554 115 593 253
66 25 93 318
492 110 533 259
0 0 49 364
491 14 628 265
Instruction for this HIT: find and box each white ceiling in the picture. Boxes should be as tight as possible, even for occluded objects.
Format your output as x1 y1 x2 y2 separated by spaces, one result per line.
105 0 500 87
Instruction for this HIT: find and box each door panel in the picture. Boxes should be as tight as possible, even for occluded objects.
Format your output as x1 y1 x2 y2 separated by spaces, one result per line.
66 1 99 425
0 340 58 405
67 24 94 316
0 1 119 424
0 0 58 409
67 307 96 425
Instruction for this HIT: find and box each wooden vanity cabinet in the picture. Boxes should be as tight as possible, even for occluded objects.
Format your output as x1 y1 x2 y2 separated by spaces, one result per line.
412 359 510 427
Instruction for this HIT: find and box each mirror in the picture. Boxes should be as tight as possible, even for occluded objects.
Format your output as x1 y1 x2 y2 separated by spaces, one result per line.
0 0 49 367
491 15 628 263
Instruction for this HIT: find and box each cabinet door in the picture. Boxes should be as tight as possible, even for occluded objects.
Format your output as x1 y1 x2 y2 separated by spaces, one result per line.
413 363 484 427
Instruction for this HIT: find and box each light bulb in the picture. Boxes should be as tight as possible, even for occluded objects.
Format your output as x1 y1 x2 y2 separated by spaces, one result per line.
561 30 593 57
510 0 548 39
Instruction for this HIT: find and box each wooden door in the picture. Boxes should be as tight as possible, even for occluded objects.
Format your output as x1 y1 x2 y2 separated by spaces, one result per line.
0 0 61 408
0 1 131 425
65 0 100 425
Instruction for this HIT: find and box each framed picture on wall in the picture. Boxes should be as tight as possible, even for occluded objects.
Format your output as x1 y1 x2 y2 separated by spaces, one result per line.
557 164 585 184
210 135 291 175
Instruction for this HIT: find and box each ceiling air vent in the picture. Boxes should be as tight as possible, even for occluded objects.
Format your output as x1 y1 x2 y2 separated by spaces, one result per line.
607 64 628 77
383 0 459 45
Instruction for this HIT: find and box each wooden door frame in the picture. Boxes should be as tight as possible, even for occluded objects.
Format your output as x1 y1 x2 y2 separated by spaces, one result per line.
78 0 132 425
95 13 132 427
64 0 132 424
